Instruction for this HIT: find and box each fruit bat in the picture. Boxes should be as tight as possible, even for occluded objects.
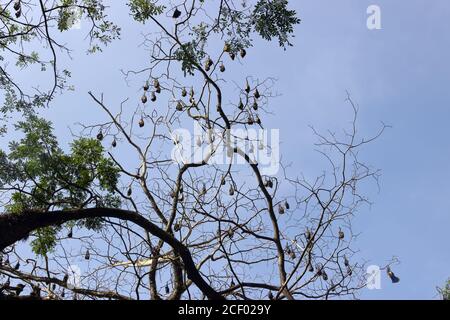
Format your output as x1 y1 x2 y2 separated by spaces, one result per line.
387 266 400 283
172 8 181 19
245 81 251 93
16 284 26 296
289 251 296 260
238 99 244 110
305 229 312 241
229 185 235 196
165 284 170 294
343 255 349 267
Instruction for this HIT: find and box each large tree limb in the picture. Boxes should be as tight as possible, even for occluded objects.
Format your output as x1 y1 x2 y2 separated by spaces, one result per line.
0 208 224 300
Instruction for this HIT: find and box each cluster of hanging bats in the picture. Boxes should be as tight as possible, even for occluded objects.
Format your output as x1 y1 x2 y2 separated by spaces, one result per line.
0 5 400 299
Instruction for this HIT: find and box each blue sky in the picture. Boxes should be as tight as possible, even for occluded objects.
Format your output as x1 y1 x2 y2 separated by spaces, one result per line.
279 0 450 299
4 0 450 299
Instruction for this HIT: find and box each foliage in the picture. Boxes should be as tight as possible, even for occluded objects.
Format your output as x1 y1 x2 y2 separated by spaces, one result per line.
0 0 121 114
172 0 300 75
218 7 253 51
439 279 450 300
1 115 120 255
174 41 206 76
31 227 59 256
127 0 165 23
252 0 301 48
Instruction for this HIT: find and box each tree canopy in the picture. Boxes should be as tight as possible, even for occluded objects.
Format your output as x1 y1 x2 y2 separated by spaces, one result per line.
0 1 388 301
